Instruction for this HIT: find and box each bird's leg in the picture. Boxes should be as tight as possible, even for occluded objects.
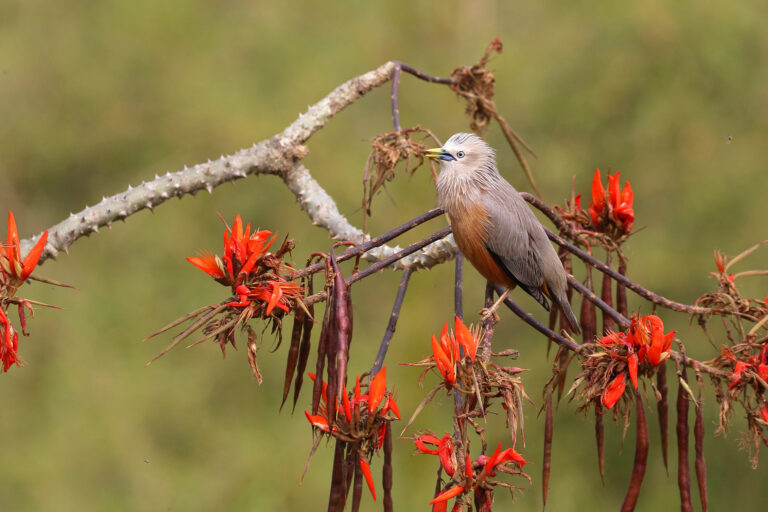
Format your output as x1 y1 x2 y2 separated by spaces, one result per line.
480 288 511 324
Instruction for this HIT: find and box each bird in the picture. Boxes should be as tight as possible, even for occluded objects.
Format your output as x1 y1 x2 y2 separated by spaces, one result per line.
425 132 580 333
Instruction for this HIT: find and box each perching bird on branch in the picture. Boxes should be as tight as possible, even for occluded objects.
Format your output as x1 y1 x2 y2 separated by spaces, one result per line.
426 133 580 333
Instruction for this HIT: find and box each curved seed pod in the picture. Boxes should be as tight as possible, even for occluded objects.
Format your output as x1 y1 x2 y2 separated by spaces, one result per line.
657 361 669 474
694 375 708 512
312 261 333 416
595 401 605 485
542 391 553 508
281 308 305 411
292 278 315 411
620 390 648 512
580 265 596 344
601 261 614 335
330 250 352 418
677 369 694 512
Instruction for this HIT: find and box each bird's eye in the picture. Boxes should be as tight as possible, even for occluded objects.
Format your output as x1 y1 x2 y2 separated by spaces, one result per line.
456 151 465 158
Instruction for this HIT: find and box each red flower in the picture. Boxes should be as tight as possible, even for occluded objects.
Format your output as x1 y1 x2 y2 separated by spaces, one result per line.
601 373 626 409
589 169 606 226
761 403 768 424
432 334 456 385
0 211 48 285
454 316 478 361
438 435 455 476
359 457 376 501
587 170 634 233
729 361 749 390
368 367 387 413
430 486 464 505
643 315 675 366
186 251 224 279
0 308 20 372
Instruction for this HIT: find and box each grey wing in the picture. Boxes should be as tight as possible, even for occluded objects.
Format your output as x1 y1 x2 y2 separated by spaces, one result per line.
483 190 550 309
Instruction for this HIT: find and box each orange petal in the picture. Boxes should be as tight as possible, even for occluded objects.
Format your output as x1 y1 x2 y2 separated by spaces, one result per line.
359 457 376 501
304 411 329 432
21 230 48 281
6 211 19 265
438 435 455 476
342 385 352 422
497 447 527 468
429 486 464 505
368 367 386 413
186 254 225 278
454 316 476 361
607 172 621 210
601 373 626 409
628 352 638 389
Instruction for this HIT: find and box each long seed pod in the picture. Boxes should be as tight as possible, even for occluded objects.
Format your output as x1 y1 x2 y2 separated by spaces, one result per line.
351 454 363 512
676 369 694 512
601 256 614 335
328 439 348 512
383 422 394 512
280 308 305 411
312 262 334 416
620 390 648 512
580 265 596 344
343 444 357 503
330 250 352 427
542 391 553 509
656 361 669 474
616 258 628 318
595 401 605 485
293 304 314 411
694 375 708 512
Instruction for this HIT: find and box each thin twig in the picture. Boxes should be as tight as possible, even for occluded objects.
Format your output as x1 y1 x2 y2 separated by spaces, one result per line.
371 267 413 377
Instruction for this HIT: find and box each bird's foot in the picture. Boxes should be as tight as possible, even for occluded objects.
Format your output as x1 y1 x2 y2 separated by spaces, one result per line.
479 288 511 324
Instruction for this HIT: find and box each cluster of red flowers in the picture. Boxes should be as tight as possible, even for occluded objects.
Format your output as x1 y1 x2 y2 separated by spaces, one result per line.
430 317 480 386
305 367 400 501
597 314 676 408
720 345 768 391
413 433 526 509
0 211 49 372
187 214 302 316
589 169 635 233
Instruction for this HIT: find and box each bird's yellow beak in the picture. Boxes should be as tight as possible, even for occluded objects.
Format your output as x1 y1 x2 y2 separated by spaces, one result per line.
425 148 455 161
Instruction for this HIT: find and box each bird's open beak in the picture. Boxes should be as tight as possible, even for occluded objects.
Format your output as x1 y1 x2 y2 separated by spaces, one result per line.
425 148 455 162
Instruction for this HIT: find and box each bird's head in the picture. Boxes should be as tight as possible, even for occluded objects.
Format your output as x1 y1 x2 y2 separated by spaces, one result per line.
425 133 496 178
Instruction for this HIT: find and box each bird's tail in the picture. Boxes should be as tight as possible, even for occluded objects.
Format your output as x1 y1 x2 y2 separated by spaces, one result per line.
551 291 580 335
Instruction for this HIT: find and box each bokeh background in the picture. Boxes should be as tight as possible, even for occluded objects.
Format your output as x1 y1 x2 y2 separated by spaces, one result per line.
2 1 767 510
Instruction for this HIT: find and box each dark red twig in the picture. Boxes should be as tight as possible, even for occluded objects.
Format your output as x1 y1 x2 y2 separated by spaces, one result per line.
694 374 708 512
371 267 413 377
294 207 445 280
657 361 669 474
495 285 581 352
454 252 464 320
542 391 553 509
389 61 452 133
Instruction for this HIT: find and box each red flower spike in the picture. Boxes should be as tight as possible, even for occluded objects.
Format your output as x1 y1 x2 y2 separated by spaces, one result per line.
377 424 386 451
429 486 464 505
354 375 361 403
368 367 387 413
1 211 49 283
454 316 476 361
5 211 19 265
483 443 503 477
758 364 768 383
589 169 606 226
438 435 455 476
359 458 376 501
265 281 283 315
601 373 626 409
628 352 639 389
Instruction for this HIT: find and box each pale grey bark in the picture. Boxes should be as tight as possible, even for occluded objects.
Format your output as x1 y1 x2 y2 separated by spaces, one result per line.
20 61 457 271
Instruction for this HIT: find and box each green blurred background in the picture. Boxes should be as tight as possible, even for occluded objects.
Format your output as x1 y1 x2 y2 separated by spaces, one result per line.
1 1 767 510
